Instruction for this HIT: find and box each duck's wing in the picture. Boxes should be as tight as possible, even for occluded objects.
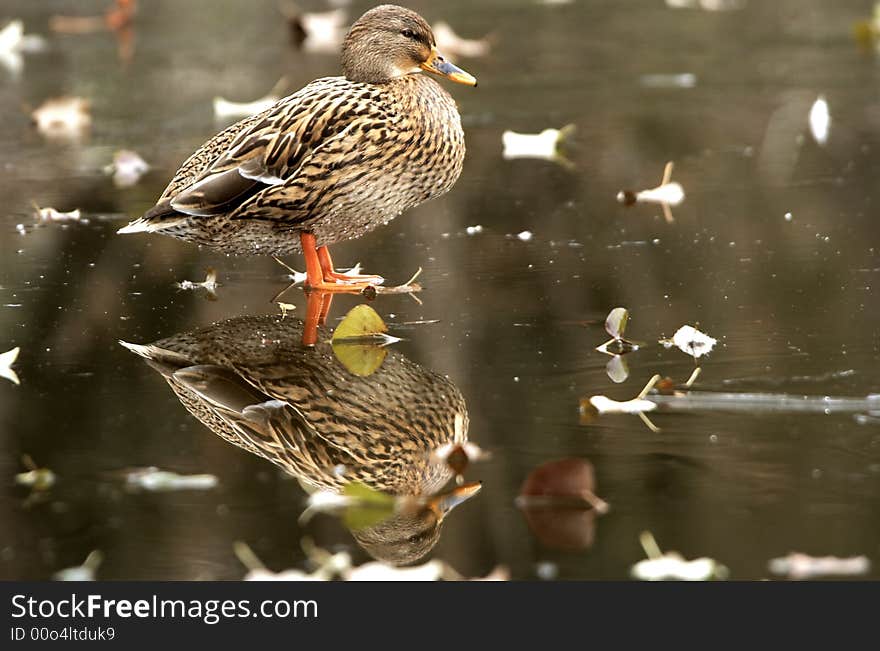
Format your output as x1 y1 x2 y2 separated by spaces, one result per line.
167 77 387 218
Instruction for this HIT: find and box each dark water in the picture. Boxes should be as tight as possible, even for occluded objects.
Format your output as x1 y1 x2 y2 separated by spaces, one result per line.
2 0 880 580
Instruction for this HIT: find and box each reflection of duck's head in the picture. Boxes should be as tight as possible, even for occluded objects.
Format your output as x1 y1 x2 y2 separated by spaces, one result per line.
352 482 481 565
122 313 476 564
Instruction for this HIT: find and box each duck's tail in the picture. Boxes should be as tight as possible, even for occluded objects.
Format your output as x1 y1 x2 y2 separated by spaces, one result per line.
117 199 187 234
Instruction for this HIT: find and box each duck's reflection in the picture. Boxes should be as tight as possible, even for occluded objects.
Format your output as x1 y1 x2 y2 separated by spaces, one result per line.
123 306 478 565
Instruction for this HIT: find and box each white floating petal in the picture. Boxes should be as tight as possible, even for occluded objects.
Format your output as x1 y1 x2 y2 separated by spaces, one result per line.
639 73 697 88
31 97 91 138
768 553 870 580
35 206 82 222
124 467 218 491
53 551 102 582
636 182 685 206
213 95 279 120
670 325 717 358
632 553 723 581
0 347 21 385
0 20 24 53
107 149 150 187
808 95 830 146
589 395 657 414
345 559 446 581
502 128 563 161
432 22 491 58
298 9 347 54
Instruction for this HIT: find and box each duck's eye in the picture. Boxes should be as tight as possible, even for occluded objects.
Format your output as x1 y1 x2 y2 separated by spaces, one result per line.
400 28 416 39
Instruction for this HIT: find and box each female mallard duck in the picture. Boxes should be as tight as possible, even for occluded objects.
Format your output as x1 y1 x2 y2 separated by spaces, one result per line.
118 5 476 292
121 313 479 564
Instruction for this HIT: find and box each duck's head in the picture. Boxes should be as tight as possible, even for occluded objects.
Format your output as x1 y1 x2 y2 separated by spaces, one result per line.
342 5 477 87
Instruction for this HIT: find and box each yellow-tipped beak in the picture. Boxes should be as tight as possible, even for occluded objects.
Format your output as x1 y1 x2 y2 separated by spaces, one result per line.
420 47 477 86
428 481 482 519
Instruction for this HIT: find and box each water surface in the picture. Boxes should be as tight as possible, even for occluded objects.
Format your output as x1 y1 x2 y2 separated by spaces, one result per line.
1 0 879 580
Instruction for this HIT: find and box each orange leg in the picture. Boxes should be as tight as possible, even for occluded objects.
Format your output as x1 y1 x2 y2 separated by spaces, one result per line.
317 246 384 285
299 233 384 291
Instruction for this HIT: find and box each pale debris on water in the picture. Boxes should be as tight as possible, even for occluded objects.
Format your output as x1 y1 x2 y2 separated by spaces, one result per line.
502 125 575 164
663 324 717 358
214 93 279 120
277 302 296 318
123 467 219 492
768 552 870 580
0 346 21 385
236 542 350 582
808 94 830 146
176 268 219 299
0 20 47 76
632 553 726 581
432 21 491 58
581 374 662 432
283 6 348 54
31 97 91 138
631 532 728 581
617 161 684 223
666 0 745 10
346 559 507 581
53 550 102 582
105 149 150 187
33 202 83 223
238 540 506 581
347 560 447 581
16 455 56 490
639 73 697 88
589 395 657 415
215 77 288 120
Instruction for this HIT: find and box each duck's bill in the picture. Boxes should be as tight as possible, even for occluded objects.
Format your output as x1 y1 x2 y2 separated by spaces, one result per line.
428 481 482 518
420 48 477 86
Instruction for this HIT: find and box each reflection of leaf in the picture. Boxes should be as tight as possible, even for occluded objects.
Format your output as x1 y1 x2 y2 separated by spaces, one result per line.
516 458 607 551
332 305 395 376
518 458 608 513
332 341 387 377
605 307 629 338
341 483 396 531
332 304 387 342
606 355 629 383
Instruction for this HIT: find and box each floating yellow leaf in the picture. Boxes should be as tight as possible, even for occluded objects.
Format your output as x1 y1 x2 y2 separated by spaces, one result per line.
332 304 388 342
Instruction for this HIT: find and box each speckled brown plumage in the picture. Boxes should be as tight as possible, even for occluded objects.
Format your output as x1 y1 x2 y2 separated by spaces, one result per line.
122 313 472 563
125 313 467 492
119 5 473 258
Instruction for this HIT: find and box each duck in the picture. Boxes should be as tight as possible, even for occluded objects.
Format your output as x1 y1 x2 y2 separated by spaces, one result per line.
120 312 479 564
118 5 476 292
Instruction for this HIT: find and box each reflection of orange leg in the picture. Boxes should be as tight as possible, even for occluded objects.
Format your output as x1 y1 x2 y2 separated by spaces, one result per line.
302 291 334 347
